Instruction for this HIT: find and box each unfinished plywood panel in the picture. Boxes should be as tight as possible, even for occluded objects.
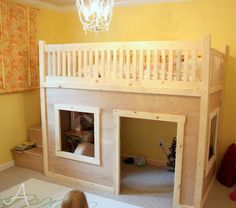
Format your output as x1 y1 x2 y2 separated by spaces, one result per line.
208 92 222 113
45 88 200 206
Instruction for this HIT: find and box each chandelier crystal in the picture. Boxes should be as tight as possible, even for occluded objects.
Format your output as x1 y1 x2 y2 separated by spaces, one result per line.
76 0 115 33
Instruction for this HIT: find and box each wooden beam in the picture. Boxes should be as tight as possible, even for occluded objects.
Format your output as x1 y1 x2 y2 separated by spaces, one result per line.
39 40 49 175
194 34 211 208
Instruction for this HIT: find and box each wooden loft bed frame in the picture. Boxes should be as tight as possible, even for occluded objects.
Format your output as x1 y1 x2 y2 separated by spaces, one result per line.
39 35 225 97
38 35 226 208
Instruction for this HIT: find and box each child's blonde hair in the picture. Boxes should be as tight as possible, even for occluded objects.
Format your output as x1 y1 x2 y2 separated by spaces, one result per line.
61 190 89 208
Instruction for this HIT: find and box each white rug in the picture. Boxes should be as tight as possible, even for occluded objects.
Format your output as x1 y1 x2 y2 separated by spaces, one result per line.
0 179 142 208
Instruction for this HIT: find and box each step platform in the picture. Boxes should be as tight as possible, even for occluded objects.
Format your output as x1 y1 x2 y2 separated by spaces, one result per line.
12 147 43 173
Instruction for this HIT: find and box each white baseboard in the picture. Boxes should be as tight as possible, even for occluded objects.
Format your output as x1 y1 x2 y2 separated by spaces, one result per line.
0 161 15 171
46 171 114 194
121 153 166 168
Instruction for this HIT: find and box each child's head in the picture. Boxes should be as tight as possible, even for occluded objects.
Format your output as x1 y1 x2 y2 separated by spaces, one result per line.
61 190 89 208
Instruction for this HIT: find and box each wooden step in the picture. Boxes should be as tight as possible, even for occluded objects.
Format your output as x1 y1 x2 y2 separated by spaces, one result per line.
29 124 42 146
12 147 44 173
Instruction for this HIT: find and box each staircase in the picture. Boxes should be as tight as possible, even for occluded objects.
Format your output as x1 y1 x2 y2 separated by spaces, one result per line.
12 125 44 173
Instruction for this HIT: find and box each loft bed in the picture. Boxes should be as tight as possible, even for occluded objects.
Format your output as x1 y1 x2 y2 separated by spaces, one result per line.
38 35 226 208
39 35 225 97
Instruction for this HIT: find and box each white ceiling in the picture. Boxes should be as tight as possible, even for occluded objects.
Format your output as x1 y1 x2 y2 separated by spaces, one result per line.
39 0 184 6
13 0 188 12
39 0 152 6
40 0 74 6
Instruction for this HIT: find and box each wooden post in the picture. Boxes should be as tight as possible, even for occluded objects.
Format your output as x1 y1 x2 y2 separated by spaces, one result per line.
217 46 227 167
113 113 120 195
39 40 49 175
173 119 185 208
194 34 211 208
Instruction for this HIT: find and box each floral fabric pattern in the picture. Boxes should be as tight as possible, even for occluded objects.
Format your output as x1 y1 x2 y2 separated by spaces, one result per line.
0 1 38 94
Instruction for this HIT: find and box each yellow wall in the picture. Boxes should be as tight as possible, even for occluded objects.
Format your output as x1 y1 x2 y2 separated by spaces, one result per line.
58 0 236 160
0 93 27 164
0 9 62 165
36 9 64 44
121 118 177 162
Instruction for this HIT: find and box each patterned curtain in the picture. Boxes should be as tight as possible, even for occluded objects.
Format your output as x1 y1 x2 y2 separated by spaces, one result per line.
0 0 38 94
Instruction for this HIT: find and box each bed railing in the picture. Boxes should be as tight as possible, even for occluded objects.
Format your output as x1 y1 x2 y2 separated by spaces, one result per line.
39 37 225 97
44 42 204 82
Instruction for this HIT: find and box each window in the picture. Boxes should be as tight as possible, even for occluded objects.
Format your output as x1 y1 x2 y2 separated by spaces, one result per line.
209 115 217 160
205 108 220 175
54 104 100 165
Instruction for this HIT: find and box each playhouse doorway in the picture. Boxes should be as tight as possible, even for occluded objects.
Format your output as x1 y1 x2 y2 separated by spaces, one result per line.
121 117 177 194
113 110 185 207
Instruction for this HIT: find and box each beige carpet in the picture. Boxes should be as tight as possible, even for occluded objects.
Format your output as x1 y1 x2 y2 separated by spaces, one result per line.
0 166 236 208
204 180 236 208
121 164 174 195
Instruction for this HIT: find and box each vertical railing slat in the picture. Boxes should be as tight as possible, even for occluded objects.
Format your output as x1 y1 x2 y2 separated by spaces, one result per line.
133 49 137 81
89 49 93 78
67 51 71 77
183 50 189 81
119 49 123 79
107 49 111 78
113 49 117 79
139 49 144 80
176 50 181 81
126 50 130 79
211 56 214 85
72 50 76 77
168 49 173 81
146 50 151 80
101 50 105 78
161 49 166 80
83 50 87 78
52 51 56 76
219 57 223 84
47 52 51 76
153 50 158 80
62 51 66 76
57 51 61 76
192 50 197 82
95 49 99 78
78 50 82 77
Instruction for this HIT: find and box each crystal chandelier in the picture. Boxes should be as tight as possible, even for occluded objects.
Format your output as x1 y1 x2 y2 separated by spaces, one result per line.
76 0 115 33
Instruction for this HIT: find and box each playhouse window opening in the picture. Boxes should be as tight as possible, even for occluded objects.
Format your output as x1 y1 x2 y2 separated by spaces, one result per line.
59 110 95 158
208 114 218 160
54 104 100 165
